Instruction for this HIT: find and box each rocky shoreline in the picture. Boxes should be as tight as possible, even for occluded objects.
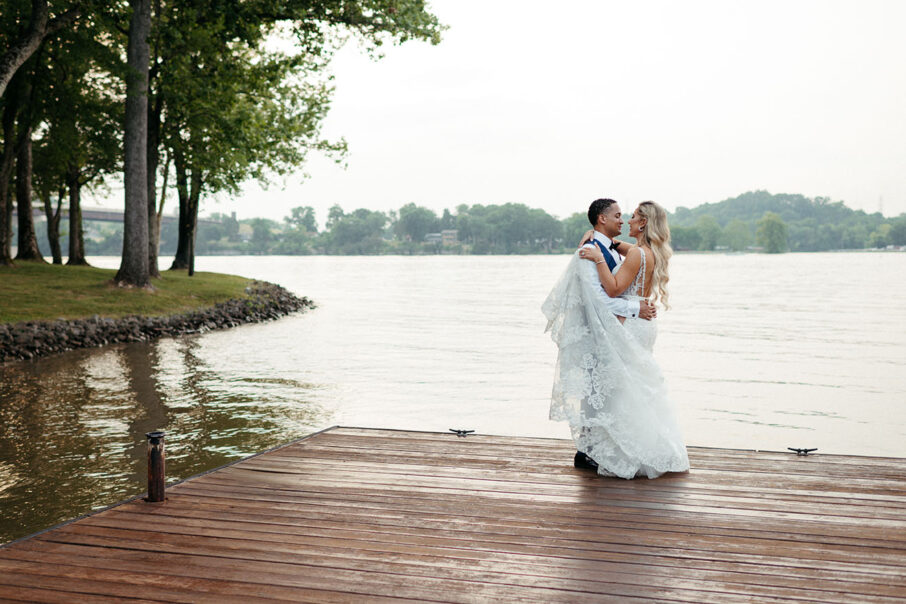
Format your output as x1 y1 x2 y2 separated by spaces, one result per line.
0 280 314 363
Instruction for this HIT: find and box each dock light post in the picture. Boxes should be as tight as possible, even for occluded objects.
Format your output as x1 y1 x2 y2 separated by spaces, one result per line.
145 431 166 502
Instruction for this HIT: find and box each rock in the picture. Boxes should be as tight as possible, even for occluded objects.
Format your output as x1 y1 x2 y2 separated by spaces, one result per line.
0 279 314 363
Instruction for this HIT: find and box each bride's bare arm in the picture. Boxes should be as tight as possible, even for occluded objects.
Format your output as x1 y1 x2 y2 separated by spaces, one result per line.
579 246 643 297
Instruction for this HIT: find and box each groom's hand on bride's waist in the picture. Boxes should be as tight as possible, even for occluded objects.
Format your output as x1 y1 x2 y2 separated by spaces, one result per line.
639 300 657 321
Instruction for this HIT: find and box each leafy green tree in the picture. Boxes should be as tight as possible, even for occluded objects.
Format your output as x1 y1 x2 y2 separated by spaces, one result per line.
286 206 318 233
440 208 454 229
868 224 891 248
322 208 388 254
756 211 788 253
326 204 345 229
272 228 314 255
695 214 721 251
396 203 438 241
250 218 275 253
159 0 444 273
721 219 752 252
32 19 121 266
889 219 906 246
115 0 153 286
0 0 80 99
9 62 46 262
562 212 590 247
669 225 701 251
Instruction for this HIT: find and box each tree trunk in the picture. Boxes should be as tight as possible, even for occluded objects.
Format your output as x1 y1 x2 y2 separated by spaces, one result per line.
14 126 44 261
42 187 63 264
115 0 151 287
0 1 80 100
187 169 200 276
65 166 87 265
0 98 15 266
146 94 162 277
169 148 189 269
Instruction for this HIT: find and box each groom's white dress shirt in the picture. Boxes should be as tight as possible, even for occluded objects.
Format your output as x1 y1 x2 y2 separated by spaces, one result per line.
580 231 640 319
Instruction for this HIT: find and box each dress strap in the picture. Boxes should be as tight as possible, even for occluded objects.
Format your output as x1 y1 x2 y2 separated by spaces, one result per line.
637 248 646 296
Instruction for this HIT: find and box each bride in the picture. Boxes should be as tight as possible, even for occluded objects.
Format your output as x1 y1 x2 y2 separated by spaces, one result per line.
543 200 689 479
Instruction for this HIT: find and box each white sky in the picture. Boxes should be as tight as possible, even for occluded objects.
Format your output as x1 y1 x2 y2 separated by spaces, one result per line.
99 0 906 223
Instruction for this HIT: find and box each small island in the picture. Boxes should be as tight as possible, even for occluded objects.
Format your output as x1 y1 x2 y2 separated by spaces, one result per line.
0 262 313 363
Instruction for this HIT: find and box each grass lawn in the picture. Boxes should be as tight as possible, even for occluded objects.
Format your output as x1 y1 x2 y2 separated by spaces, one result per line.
0 261 253 324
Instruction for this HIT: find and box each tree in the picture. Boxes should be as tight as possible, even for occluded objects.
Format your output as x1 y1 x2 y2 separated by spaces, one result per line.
11 63 44 262
0 94 18 265
326 204 345 229
115 0 152 287
395 202 438 241
249 218 274 253
669 224 701 251
0 0 80 99
323 208 387 254
721 219 752 252
32 18 121 266
156 0 443 273
890 219 906 246
695 214 721 251
868 224 891 248
285 206 317 233
562 212 591 247
440 208 454 230
756 211 788 253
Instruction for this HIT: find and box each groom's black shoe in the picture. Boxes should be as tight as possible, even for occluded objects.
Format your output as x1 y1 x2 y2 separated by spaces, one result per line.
574 451 599 470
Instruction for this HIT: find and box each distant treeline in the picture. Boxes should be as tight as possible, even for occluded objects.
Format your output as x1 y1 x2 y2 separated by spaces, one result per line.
24 190 906 256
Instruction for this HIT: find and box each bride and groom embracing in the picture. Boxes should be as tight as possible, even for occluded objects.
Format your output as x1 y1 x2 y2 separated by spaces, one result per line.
543 198 690 479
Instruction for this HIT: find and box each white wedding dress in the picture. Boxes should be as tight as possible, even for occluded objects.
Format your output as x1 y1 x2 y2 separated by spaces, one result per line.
543 248 690 479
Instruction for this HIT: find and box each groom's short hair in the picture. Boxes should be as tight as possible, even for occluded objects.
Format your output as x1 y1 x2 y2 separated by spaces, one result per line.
588 198 617 226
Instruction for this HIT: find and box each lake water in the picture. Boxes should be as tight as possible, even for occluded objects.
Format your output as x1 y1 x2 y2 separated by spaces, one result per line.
1 252 905 543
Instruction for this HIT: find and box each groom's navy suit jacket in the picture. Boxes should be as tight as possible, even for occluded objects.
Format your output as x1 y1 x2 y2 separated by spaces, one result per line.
589 239 618 272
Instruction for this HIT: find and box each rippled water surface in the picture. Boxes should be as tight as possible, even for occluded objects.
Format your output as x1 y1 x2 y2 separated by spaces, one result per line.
2 252 905 543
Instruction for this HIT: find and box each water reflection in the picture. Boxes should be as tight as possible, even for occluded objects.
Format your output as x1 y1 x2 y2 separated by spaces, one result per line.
0 337 329 544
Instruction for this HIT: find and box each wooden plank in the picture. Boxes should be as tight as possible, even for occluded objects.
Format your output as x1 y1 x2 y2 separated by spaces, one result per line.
3 539 863 604
15 531 905 600
2 427 905 603
236 455 906 507
145 486 906 548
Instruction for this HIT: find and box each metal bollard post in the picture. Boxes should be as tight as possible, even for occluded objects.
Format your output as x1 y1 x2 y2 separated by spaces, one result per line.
145 431 166 502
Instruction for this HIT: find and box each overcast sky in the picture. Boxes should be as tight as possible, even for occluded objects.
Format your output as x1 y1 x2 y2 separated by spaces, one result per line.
105 1 906 223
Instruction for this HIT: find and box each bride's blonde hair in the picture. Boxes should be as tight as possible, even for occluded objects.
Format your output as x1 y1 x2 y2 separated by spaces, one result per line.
635 201 672 309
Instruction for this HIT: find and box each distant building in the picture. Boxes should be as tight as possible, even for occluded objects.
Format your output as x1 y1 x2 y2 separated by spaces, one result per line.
441 229 458 245
425 230 459 246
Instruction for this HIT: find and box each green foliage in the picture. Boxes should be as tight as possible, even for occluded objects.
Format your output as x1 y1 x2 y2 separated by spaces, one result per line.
285 206 317 233
669 225 701 251
669 190 904 252
77 192 906 257
320 207 389 254
721 219 753 252
562 212 591 247
250 218 278 253
695 215 721 251
890 219 906 246
395 203 439 242
756 212 789 253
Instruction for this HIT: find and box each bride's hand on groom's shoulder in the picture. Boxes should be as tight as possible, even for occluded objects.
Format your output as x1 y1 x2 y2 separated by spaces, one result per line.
578 230 594 247
578 246 604 263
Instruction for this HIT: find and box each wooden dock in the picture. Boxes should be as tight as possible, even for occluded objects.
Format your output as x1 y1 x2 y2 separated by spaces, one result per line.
2 426 905 602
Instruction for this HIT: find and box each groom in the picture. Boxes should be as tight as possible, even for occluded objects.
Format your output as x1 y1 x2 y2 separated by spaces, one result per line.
574 198 656 469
